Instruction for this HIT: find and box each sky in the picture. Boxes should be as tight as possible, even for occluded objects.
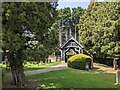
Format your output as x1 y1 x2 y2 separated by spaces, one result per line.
57 0 90 10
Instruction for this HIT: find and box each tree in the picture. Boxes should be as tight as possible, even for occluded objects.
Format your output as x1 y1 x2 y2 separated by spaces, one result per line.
54 7 84 46
2 2 58 87
72 7 84 40
78 2 120 59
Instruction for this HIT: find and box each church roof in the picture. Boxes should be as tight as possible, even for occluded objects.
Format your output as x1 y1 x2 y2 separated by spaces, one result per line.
60 36 84 49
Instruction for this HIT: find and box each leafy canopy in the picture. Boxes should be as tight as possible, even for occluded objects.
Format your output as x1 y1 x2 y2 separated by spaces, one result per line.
2 2 59 62
78 2 120 59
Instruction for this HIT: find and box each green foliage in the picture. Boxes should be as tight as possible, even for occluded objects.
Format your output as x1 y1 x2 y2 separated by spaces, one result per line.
67 54 92 70
54 7 84 45
2 2 59 62
2 3 59 85
78 2 120 59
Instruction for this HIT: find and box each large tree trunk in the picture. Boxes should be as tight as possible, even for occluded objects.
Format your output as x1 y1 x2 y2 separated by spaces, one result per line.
11 61 25 87
10 61 26 87
8 52 26 87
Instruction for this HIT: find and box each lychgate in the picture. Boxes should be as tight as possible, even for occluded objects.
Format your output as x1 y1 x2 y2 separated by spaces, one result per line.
60 36 84 63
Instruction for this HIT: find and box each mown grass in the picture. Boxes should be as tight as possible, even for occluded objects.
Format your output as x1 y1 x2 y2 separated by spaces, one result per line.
1 61 61 72
24 61 61 71
1 61 61 88
27 69 118 89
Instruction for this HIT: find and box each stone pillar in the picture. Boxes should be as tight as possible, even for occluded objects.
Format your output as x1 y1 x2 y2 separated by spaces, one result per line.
113 58 117 70
85 62 89 70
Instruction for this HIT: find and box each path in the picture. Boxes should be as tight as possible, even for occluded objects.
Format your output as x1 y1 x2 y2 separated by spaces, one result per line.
25 62 117 75
25 61 68 76
93 63 117 73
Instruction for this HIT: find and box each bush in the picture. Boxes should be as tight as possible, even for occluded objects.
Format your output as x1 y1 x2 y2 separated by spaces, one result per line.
67 54 92 70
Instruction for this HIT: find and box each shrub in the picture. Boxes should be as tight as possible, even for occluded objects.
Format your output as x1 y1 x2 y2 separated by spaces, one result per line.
67 54 92 70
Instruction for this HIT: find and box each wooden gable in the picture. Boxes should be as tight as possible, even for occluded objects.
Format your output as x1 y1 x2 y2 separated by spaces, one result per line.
61 37 84 49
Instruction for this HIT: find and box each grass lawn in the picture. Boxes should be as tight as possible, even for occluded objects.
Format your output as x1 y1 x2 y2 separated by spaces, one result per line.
1 61 61 72
24 61 61 71
27 69 118 89
1 61 61 88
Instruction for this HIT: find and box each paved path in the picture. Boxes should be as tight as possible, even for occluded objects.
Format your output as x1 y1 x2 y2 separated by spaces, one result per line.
25 61 68 76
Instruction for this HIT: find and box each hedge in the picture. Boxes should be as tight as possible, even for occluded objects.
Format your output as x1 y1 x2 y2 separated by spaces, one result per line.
67 54 93 70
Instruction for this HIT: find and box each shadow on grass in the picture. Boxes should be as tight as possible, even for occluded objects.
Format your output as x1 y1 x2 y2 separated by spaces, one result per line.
27 69 117 89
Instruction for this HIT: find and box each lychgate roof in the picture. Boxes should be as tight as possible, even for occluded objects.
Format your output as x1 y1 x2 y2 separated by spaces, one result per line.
60 36 84 49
